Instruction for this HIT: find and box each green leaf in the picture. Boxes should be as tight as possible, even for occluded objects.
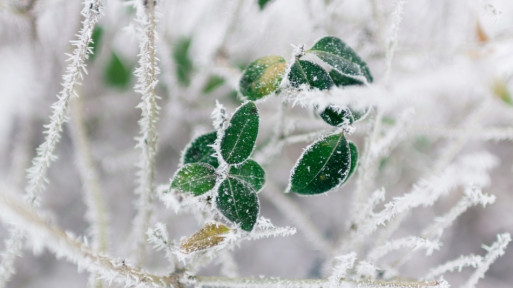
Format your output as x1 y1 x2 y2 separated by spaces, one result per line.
182 131 219 168
104 52 131 88
309 36 373 84
289 133 352 195
240 56 287 101
89 26 103 62
347 142 358 179
329 69 365 87
258 0 273 10
319 105 354 127
229 160 265 192
171 163 217 196
216 177 259 231
203 75 226 94
180 223 230 254
288 60 333 90
220 102 259 164
174 37 194 87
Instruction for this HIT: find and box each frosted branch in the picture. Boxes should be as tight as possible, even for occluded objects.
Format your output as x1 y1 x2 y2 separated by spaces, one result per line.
0 1 103 286
424 255 483 280
422 186 495 240
0 186 179 288
328 253 357 287
384 0 407 80
367 236 441 262
264 182 334 256
462 233 511 288
131 0 161 263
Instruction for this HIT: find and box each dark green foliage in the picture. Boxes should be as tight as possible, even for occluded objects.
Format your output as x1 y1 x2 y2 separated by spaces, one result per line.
203 75 226 94
288 60 333 90
228 160 265 192
174 37 194 87
183 131 219 168
239 56 287 100
347 142 358 179
220 102 259 164
104 52 131 88
289 133 352 195
258 0 273 10
216 177 259 231
319 105 354 127
89 26 103 62
171 163 217 196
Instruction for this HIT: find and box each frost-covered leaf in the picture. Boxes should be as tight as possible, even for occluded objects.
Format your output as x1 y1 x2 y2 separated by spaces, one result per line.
288 60 333 90
216 177 259 231
203 75 226 94
104 52 131 88
180 223 230 254
347 142 358 179
228 159 265 192
289 133 352 195
171 163 216 196
309 36 373 84
174 36 193 87
220 102 259 164
319 105 354 127
182 131 219 168
239 56 287 100
88 26 103 62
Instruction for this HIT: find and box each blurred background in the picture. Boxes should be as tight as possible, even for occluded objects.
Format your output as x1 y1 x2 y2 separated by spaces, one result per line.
0 0 512 287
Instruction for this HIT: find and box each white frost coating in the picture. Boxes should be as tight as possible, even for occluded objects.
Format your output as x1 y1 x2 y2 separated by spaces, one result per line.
424 255 483 280
0 1 104 287
370 108 415 159
328 253 357 287
147 223 176 266
367 236 441 262
356 152 498 240
384 0 408 80
462 233 511 288
355 261 379 280
422 186 495 240
130 0 161 263
0 187 175 288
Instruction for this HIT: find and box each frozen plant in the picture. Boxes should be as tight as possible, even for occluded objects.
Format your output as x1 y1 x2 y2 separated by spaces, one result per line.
0 0 512 288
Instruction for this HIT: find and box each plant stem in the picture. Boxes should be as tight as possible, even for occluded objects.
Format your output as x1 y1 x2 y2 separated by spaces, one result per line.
131 0 161 264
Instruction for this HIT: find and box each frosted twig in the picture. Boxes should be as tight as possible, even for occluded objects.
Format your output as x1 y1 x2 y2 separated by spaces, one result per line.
424 255 483 280
147 223 177 267
462 233 511 288
412 126 513 142
422 186 495 240
328 253 357 287
25 0 103 206
0 186 180 288
0 1 103 286
130 0 161 264
367 236 440 262
264 181 334 256
69 96 108 288
0 230 23 288
188 275 445 288
384 0 407 81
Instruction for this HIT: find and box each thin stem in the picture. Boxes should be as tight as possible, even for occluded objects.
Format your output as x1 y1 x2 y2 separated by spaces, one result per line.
190 275 443 288
264 181 334 256
69 96 109 288
131 0 161 264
